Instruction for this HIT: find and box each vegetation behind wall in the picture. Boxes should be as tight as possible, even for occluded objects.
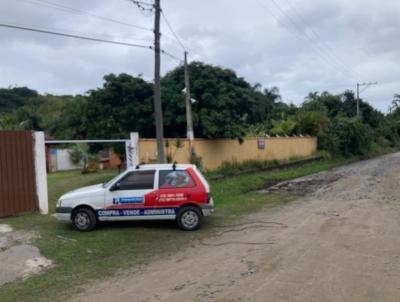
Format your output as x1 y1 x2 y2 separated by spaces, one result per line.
1 64 399 159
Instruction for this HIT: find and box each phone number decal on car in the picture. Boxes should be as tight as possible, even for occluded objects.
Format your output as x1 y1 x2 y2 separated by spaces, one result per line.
158 193 187 202
97 208 176 217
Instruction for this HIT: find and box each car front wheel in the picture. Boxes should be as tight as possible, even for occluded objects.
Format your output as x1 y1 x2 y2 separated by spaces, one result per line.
72 208 97 232
177 206 202 231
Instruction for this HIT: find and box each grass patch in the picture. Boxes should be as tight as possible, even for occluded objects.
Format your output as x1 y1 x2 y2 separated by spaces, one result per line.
47 169 120 213
205 154 324 179
0 157 353 301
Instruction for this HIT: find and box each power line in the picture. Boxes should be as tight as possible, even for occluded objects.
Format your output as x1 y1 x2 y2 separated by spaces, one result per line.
128 0 154 13
123 0 183 45
128 1 154 7
16 0 153 32
6 21 153 44
359 81 378 94
161 49 183 62
160 7 219 66
17 0 185 54
161 11 186 51
356 82 378 116
257 0 356 80
280 0 362 79
268 0 354 77
255 0 339 74
161 11 215 66
0 22 183 63
0 22 152 49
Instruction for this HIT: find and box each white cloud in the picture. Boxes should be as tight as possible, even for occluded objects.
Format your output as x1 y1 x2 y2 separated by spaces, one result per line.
0 0 399 111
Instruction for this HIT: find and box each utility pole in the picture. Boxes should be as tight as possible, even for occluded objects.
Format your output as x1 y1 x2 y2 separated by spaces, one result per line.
356 82 378 117
153 0 165 163
356 83 360 117
183 51 194 142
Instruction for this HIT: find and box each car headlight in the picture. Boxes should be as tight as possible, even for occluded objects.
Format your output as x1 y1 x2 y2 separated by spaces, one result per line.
57 199 62 207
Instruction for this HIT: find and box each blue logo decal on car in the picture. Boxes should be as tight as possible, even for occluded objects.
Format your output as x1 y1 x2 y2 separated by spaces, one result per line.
113 197 144 204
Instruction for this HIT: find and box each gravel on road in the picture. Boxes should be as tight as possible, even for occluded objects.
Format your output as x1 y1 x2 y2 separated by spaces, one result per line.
71 153 400 302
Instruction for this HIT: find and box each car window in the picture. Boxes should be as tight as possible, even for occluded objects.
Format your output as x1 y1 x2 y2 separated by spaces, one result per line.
103 173 124 188
117 170 155 190
159 170 195 189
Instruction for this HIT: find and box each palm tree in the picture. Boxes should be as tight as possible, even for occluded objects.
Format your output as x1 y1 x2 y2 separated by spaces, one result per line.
390 94 400 113
264 86 281 102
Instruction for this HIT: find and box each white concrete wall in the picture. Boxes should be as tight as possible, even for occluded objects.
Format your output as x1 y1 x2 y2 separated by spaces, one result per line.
33 132 48 214
51 149 81 171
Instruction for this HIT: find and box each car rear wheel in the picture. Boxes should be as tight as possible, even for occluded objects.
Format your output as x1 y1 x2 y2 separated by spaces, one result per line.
72 208 97 232
177 206 202 231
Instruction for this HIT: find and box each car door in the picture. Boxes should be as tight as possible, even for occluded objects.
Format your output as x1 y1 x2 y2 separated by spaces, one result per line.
156 169 200 207
104 170 157 211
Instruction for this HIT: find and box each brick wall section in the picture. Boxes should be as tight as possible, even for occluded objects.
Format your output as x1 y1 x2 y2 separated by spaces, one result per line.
101 149 122 169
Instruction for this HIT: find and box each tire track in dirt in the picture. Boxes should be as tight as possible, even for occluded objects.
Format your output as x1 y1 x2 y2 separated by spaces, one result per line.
71 153 400 302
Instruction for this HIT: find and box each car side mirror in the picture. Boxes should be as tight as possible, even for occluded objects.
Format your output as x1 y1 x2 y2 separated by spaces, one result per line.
110 182 121 192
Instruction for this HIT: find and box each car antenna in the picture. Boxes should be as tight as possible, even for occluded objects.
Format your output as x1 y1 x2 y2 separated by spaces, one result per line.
172 161 177 171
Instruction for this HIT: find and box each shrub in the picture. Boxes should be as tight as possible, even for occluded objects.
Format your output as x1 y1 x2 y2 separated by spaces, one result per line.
270 111 329 136
320 116 372 156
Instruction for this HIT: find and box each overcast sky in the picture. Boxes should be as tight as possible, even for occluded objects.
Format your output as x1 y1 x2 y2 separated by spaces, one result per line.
1 0 399 112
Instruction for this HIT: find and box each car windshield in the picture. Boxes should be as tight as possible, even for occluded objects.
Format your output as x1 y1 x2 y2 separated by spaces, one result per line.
102 173 123 188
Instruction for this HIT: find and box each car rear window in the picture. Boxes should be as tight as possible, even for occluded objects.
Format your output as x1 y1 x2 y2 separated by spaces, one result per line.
159 170 195 189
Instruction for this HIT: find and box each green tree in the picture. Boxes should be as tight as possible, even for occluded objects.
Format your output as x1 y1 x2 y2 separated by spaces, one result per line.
69 143 98 173
85 73 154 139
0 113 23 130
270 111 328 136
342 91 384 128
162 62 257 138
0 87 38 114
319 116 372 156
292 111 329 136
51 96 89 139
389 94 400 114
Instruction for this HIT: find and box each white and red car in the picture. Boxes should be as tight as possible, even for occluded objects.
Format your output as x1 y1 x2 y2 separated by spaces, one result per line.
56 164 214 231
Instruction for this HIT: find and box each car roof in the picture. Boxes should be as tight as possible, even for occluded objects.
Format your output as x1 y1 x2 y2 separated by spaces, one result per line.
127 163 195 171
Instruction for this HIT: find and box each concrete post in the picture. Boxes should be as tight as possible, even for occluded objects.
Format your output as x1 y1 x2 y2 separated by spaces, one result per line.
125 141 131 168
127 132 139 167
33 132 48 214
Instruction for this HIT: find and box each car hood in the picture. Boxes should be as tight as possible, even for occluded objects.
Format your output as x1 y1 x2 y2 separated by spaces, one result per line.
60 184 105 200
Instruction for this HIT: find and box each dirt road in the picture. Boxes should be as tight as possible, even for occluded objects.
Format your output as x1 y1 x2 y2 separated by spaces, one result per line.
73 153 400 302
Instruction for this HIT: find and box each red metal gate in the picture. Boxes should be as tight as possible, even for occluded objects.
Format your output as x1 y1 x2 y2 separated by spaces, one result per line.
0 131 37 217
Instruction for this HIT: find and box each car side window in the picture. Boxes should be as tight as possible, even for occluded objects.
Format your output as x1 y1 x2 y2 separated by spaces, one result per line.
159 170 195 189
116 170 155 190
